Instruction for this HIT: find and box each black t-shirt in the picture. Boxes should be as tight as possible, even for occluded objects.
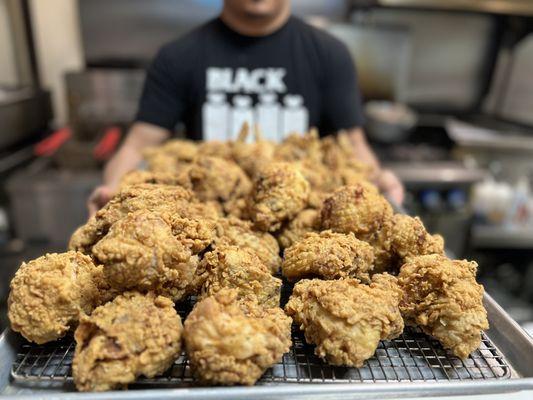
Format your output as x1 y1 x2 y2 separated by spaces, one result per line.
136 16 364 141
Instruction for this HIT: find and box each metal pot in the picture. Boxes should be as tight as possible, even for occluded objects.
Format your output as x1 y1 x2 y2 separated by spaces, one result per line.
364 101 417 143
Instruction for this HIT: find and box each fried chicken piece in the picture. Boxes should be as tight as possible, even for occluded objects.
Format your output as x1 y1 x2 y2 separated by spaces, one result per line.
273 129 322 164
307 190 330 210
282 231 375 282
391 214 445 261
8 252 104 344
143 139 198 173
231 123 275 177
214 217 281 274
248 162 310 232
320 133 374 177
69 184 218 253
363 217 397 274
398 254 488 359
197 246 282 308
320 184 395 272
188 156 252 215
276 208 319 249
73 292 182 392
197 140 233 159
118 170 191 191
184 289 291 385
69 216 101 254
92 210 213 301
285 275 404 367
320 183 393 239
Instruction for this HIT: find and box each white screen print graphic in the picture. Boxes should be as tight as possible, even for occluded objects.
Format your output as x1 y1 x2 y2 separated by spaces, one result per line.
203 67 309 141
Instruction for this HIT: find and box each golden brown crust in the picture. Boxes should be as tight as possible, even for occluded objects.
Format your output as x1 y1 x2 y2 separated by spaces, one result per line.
214 217 281 274
184 289 291 385
143 139 198 173
282 231 375 282
118 170 191 191
197 246 282 308
187 156 252 216
273 130 322 164
398 254 488 358
69 184 218 254
73 292 182 392
276 208 319 249
248 162 310 232
92 210 211 301
8 252 104 344
390 214 445 261
320 183 393 238
231 124 276 177
285 276 404 367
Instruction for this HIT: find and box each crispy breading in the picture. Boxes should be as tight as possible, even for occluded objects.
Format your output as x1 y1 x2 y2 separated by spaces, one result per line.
143 139 198 173
197 140 233 159
231 123 275 177
8 252 104 344
320 183 393 239
276 208 319 249
248 162 310 232
73 292 182 392
118 170 191 191
188 156 252 215
273 129 322 164
320 184 396 273
92 210 212 301
398 254 488 359
69 184 218 253
391 214 445 261
285 275 404 367
282 231 375 282
197 246 282 308
184 289 291 385
214 217 281 274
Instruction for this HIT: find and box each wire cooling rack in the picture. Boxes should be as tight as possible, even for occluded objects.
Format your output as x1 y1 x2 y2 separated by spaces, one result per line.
11 294 511 385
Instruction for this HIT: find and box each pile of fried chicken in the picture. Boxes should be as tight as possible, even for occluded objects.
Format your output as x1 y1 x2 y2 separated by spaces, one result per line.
8 124 488 392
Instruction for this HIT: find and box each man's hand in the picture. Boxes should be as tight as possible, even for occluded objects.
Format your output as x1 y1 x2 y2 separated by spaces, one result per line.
87 185 114 217
376 169 405 206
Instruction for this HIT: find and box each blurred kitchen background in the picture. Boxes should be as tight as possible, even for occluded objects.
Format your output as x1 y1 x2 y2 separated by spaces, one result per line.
1 0 533 333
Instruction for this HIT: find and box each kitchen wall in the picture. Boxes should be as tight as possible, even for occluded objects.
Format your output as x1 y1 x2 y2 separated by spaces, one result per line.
0 0 18 86
29 0 84 127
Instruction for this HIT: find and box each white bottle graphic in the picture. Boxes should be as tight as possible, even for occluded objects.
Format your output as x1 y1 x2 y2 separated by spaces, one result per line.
281 94 308 137
256 93 281 141
231 95 254 140
202 92 229 141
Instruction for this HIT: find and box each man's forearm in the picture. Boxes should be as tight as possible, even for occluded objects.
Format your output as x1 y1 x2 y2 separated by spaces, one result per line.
345 127 381 178
102 143 144 190
344 127 405 204
101 122 171 190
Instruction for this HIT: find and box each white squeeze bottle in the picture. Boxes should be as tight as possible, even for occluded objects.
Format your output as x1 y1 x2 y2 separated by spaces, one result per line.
202 92 229 141
282 94 308 137
256 93 281 141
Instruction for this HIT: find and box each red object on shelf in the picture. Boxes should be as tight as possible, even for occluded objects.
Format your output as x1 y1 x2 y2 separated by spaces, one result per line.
94 126 122 161
34 127 72 157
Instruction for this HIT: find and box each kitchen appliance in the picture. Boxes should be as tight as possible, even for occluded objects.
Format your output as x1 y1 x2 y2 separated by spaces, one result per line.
0 87 51 150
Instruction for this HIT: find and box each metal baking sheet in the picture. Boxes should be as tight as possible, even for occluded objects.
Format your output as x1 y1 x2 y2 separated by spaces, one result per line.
10 326 510 385
1 294 533 399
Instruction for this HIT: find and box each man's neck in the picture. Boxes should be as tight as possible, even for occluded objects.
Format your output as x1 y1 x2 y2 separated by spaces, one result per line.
220 6 291 37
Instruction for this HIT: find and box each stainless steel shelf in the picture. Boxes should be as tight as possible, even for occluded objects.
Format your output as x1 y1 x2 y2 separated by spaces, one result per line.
471 225 533 249
377 0 533 17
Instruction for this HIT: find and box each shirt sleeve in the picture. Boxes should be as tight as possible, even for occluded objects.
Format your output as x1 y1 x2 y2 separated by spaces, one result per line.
135 46 185 131
320 38 365 132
